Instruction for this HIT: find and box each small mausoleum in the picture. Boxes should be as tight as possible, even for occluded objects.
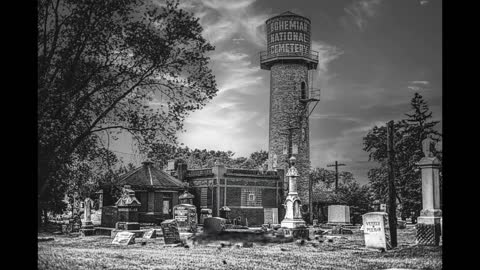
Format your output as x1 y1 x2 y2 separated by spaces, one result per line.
114 161 186 223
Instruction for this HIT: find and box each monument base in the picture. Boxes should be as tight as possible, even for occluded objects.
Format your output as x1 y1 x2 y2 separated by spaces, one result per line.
115 222 140 230
281 218 306 229
81 221 95 236
80 228 95 236
416 222 441 246
326 222 352 226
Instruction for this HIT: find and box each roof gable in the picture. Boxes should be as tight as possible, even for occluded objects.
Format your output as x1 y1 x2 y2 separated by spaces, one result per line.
117 163 184 189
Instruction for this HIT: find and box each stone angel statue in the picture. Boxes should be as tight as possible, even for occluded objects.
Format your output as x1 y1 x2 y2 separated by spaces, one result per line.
421 138 436 158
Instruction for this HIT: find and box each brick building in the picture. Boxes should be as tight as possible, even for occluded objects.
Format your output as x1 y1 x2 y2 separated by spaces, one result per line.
102 160 284 226
167 163 285 226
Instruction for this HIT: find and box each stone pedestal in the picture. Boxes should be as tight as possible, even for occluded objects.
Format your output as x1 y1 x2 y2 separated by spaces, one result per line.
415 155 442 246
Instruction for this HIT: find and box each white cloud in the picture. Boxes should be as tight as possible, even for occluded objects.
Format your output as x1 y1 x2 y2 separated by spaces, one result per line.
310 41 343 101
420 0 430 6
211 51 263 94
408 80 430 91
344 0 383 31
178 0 269 48
411 80 430 85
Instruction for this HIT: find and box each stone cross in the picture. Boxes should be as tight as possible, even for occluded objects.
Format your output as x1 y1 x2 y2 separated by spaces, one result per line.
84 198 93 222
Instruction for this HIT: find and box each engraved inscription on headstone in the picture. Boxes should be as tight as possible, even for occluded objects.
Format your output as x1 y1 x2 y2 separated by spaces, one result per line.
160 219 181 244
362 212 391 250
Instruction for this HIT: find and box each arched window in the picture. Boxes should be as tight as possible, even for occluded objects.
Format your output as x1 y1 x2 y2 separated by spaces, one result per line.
301 81 306 99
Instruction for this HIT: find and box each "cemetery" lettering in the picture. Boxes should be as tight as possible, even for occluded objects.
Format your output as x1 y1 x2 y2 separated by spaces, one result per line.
269 43 310 54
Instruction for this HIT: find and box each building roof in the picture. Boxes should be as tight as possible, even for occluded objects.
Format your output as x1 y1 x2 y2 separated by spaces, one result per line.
116 161 185 190
266 11 311 23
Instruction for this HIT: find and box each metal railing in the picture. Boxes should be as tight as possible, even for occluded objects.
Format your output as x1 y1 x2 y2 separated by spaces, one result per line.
225 168 279 176
185 169 214 178
259 50 319 62
301 88 321 101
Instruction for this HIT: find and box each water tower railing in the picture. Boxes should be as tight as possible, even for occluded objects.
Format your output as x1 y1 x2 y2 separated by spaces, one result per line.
259 50 319 62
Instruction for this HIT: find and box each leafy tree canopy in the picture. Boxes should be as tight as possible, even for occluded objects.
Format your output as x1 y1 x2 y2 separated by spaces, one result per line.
38 0 217 218
363 93 442 218
147 144 269 170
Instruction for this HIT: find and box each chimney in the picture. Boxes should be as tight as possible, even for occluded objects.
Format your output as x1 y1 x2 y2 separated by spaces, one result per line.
176 162 188 182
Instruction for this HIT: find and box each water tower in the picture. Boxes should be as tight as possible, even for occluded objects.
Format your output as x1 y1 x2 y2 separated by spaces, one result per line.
260 11 320 211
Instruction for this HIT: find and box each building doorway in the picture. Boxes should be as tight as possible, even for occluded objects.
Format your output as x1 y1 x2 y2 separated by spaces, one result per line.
163 198 172 218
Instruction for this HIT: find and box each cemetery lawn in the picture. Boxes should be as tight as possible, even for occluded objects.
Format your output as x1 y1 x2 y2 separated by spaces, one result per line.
38 225 442 270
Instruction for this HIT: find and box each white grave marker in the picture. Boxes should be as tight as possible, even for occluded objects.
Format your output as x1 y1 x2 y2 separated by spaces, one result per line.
143 229 156 239
362 212 391 250
112 231 135 245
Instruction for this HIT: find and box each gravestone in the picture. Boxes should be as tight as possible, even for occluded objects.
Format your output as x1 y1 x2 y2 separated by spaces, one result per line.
199 208 212 224
280 158 308 239
161 219 181 244
174 191 198 233
362 212 391 250
328 205 351 225
173 204 197 233
264 208 279 224
80 198 95 236
143 229 157 239
112 231 135 245
203 217 226 234
115 185 141 230
101 206 118 228
415 138 442 246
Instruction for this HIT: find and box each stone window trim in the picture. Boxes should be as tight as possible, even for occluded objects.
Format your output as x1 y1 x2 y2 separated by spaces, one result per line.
301 81 307 99
241 187 262 207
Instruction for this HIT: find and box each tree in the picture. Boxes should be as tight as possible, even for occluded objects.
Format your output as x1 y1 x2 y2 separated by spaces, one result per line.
334 181 372 225
148 144 269 170
363 93 442 220
38 0 217 222
309 168 364 223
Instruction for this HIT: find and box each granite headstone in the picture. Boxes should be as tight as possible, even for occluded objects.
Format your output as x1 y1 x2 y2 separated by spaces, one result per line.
161 219 181 244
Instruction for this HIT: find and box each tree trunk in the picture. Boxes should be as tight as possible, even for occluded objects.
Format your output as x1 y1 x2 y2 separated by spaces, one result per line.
38 206 43 227
43 208 48 225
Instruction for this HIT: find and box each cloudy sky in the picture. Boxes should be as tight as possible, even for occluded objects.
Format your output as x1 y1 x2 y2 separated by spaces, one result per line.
113 0 442 184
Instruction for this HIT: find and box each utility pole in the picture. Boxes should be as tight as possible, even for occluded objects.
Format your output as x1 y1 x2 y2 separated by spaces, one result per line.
387 120 398 248
327 161 346 192
279 126 300 165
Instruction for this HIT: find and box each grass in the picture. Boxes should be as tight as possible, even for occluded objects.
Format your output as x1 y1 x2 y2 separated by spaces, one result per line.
38 225 442 270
